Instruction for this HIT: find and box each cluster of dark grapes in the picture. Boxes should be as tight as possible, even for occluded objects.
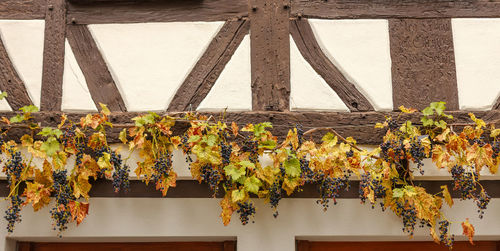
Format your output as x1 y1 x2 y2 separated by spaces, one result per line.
111 151 129 192
74 142 85 166
152 153 173 181
316 174 350 211
299 158 314 182
380 140 405 162
5 148 24 185
388 119 399 131
450 165 476 200
237 202 256 225
269 180 283 218
493 141 499 159
4 195 23 233
476 191 491 219
438 220 454 248
200 164 221 194
468 137 487 147
396 202 417 236
409 138 426 174
181 135 193 163
61 124 76 149
51 170 74 233
220 143 232 165
296 124 304 145
359 174 386 208
241 140 259 163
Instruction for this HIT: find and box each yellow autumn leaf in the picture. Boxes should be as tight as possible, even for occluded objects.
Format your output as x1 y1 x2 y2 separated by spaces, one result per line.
23 182 52 211
440 185 453 207
220 195 234 226
72 175 92 200
462 218 475 244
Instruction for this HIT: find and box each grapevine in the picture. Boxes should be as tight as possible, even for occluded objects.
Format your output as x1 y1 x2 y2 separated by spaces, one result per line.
0 98 495 249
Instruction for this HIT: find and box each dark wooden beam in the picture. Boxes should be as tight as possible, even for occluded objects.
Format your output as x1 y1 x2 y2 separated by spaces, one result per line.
66 24 127 112
250 0 291 111
168 19 250 112
290 19 374 112
0 110 497 145
66 0 248 24
494 96 500 110
0 37 34 110
390 19 459 111
291 0 500 19
0 0 45 20
2 179 500 198
40 0 67 111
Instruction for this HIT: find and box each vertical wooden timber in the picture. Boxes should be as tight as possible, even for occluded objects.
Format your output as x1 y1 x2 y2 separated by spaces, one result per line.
296 240 310 251
290 18 374 112
250 0 291 111
168 19 250 112
0 36 34 110
40 0 66 111
389 19 459 111
66 24 127 112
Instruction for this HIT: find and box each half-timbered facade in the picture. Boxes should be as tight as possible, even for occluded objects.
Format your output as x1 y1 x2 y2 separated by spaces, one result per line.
0 0 499 250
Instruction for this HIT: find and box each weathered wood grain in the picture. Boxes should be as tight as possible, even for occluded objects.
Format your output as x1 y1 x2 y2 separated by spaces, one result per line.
0 110 497 145
291 0 500 19
0 37 34 110
40 0 66 111
390 19 459 111
168 19 250 112
290 19 374 112
250 0 291 111
0 0 45 19
66 0 248 24
66 24 127 112
494 96 500 110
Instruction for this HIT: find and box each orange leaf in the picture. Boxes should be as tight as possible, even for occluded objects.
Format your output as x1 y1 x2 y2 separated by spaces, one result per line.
220 195 234 226
231 122 239 137
68 201 89 225
23 182 52 211
440 185 453 207
462 218 475 245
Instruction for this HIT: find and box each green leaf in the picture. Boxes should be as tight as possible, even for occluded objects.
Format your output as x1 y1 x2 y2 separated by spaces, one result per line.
253 122 272 137
422 107 434 117
259 140 277 150
9 114 24 123
20 105 39 114
421 117 434 127
244 175 262 194
40 137 60 157
434 120 447 129
284 158 301 177
119 128 127 144
392 188 404 198
38 127 63 138
187 135 200 143
231 189 246 203
431 102 446 116
99 103 111 115
404 186 417 197
204 134 217 146
224 164 246 182
0 91 7 100
239 160 255 170
322 132 338 145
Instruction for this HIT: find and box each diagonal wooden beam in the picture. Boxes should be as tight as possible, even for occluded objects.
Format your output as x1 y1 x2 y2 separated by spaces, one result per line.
289 18 374 112
494 97 500 110
66 24 127 112
0 36 34 110
40 0 67 111
389 19 459 111
168 19 250 112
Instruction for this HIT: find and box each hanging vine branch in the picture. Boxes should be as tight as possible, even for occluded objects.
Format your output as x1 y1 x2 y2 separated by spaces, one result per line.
0 97 498 248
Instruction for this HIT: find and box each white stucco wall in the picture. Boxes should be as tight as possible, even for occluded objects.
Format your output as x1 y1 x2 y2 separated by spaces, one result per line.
452 18 500 111
2 198 499 251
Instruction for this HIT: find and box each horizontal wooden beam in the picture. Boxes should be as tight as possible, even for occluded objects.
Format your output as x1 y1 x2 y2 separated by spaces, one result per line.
1 179 499 198
66 0 248 24
0 0 45 20
291 0 500 19
0 110 498 145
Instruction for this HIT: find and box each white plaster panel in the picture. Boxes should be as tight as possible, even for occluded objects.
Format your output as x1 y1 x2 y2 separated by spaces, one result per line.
88 22 223 112
3 198 500 251
290 36 349 111
0 20 45 108
308 19 393 111
197 35 252 112
0 94 12 111
62 40 98 112
452 18 500 110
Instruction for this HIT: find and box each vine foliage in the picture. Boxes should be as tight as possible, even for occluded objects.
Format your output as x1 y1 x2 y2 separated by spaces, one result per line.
0 97 498 248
